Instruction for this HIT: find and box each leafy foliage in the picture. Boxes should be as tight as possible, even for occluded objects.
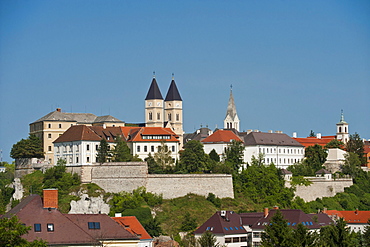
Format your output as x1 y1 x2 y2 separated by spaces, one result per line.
261 210 293 247
111 135 133 162
96 138 111 163
224 140 245 173
346 133 366 165
197 231 220 247
178 140 211 173
0 162 15 214
180 211 197 232
10 135 44 159
154 141 174 169
206 193 221 208
325 139 345 149
0 216 47 246
209 149 220 162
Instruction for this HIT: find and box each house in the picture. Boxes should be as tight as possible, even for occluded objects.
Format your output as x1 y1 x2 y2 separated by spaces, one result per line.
240 131 305 169
324 209 370 233
2 189 139 246
53 125 180 165
196 209 333 247
194 211 249 247
184 127 213 145
113 216 153 247
201 129 243 159
30 108 125 164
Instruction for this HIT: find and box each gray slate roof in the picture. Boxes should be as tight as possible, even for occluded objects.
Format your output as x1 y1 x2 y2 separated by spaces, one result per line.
32 110 123 124
225 89 238 119
145 77 163 100
165 79 182 101
241 132 304 147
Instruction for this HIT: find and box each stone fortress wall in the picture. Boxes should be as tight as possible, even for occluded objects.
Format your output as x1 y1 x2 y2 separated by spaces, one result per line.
66 162 235 199
288 177 353 202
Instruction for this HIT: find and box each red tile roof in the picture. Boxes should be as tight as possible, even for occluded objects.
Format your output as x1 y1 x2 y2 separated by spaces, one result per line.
325 210 370 224
201 129 242 143
112 216 152 240
293 136 336 148
120 126 179 143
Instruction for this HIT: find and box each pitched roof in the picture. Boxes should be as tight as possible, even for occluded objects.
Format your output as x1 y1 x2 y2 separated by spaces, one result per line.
53 125 101 143
65 214 138 241
31 109 123 124
242 132 304 147
251 209 325 230
112 216 152 240
194 211 247 235
316 169 331 174
225 89 238 120
325 210 370 224
184 128 213 143
122 126 179 143
201 129 242 143
165 79 182 101
3 195 100 245
293 136 336 148
145 77 163 100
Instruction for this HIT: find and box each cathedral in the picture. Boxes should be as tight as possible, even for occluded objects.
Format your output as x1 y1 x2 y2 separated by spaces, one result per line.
145 74 184 146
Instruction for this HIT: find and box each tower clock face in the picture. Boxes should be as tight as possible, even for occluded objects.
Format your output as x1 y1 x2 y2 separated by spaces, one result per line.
176 103 180 107
157 102 161 106
148 102 152 106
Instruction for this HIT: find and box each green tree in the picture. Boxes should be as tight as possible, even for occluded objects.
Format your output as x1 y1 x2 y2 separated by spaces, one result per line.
342 152 362 178
304 144 328 174
206 193 221 208
292 223 317 246
154 141 174 169
319 218 354 247
0 216 47 246
309 130 315 137
209 149 220 162
197 231 220 247
10 135 44 159
261 210 293 247
325 139 345 149
96 138 111 164
0 162 15 214
363 219 370 246
224 140 245 173
346 133 366 165
112 135 132 162
143 217 162 237
179 140 210 173
145 153 163 174
180 211 197 232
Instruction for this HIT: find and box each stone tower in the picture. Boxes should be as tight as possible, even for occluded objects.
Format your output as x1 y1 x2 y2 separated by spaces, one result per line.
164 75 183 147
336 110 349 143
145 76 164 127
224 86 240 131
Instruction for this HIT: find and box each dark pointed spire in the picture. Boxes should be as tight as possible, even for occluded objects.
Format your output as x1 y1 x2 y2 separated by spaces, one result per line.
165 76 182 101
145 77 163 100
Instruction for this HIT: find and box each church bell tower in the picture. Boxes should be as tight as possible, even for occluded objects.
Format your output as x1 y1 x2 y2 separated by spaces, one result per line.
224 86 240 131
145 75 164 127
336 110 349 143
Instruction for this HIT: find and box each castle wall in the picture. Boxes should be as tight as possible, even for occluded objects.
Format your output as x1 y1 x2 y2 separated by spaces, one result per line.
293 178 353 202
75 162 234 198
146 174 234 199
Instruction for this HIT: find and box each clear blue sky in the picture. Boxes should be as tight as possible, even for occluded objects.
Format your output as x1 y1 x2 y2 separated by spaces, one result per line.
1 0 369 162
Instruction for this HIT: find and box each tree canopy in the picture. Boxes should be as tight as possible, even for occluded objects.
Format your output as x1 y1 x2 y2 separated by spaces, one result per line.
10 135 44 159
96 138 110 164
346 133 365 165
111 135 133 162
178 140 210 173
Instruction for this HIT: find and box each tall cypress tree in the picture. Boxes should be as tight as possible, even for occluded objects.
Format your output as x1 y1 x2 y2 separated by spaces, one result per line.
112 135 132 162
96 138 110 164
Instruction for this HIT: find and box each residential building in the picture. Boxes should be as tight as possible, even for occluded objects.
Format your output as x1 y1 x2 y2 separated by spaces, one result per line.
30 108 124 164
184 127 213 145
324 209 370 233
196 209 333 247
194 211 249 247
2 189 139 246
202 129 243 160
53 125 180 165
113 216 153 247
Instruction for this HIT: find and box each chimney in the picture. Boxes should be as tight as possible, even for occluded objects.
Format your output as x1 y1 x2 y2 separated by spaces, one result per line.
316 133 322 139
115 213 122 217
355 209 358 215
43 189 58 209
264 208 269 218
273 206 279 209
293 132 297 138
56 108 61 112
323 207 327 214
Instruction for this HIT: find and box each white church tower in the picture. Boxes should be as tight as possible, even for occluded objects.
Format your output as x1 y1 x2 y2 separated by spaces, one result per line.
336 110 349 143
224 86 240 131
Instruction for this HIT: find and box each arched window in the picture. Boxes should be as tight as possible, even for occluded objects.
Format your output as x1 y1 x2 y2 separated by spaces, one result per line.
157 113 160 120
345 127 347 132
168 113 172 121
176 114 179 121
149 112 153 121
339 127 342 132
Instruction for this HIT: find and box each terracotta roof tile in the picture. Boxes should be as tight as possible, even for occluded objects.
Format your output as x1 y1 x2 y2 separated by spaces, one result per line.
201 130 242 143
325 210 370 224
293 136 336 148
112 216 152 240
